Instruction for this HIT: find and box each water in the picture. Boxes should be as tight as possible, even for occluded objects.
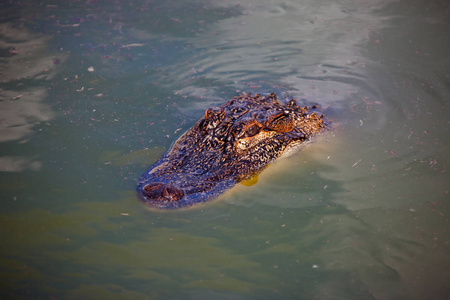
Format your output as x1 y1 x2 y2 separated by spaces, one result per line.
0 0 449 299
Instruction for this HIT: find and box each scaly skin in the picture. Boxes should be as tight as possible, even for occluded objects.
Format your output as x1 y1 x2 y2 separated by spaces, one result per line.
137 93 325 209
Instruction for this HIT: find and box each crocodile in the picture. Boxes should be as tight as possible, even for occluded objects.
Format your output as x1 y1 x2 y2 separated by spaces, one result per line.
137 93 324 209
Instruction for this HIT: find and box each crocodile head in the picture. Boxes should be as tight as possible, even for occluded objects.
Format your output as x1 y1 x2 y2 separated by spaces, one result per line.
137 93 324 209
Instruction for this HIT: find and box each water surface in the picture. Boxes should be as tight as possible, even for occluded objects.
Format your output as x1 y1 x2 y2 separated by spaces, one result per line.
0 0 449 299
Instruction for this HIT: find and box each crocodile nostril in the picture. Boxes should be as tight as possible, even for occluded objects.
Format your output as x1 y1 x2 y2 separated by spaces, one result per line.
142 183 184 202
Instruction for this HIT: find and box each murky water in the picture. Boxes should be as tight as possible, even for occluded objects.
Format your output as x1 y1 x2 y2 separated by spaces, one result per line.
0 0 449 299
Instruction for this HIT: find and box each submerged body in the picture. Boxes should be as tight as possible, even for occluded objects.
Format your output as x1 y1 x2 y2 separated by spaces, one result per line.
137 93 324 209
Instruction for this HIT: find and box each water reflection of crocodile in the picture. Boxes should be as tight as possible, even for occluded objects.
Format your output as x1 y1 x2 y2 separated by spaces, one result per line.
137 93 325 209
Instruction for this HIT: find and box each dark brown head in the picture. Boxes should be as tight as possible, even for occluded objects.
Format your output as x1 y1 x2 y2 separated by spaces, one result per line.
137 93 324 208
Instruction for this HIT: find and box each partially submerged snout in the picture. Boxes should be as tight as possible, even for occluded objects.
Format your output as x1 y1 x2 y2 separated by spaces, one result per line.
142 182 184 202
137 93 325 209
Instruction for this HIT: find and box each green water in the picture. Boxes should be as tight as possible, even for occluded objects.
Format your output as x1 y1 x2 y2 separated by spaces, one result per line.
0 0 449 299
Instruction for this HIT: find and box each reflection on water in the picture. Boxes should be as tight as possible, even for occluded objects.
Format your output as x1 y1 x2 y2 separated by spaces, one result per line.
0 0 449 299
0 23 59 143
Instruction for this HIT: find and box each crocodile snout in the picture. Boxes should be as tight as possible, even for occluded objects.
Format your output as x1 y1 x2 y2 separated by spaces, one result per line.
142 182 184 202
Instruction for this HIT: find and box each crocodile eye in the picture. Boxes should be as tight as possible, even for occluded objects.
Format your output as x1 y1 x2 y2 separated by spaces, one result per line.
245 124 260 137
